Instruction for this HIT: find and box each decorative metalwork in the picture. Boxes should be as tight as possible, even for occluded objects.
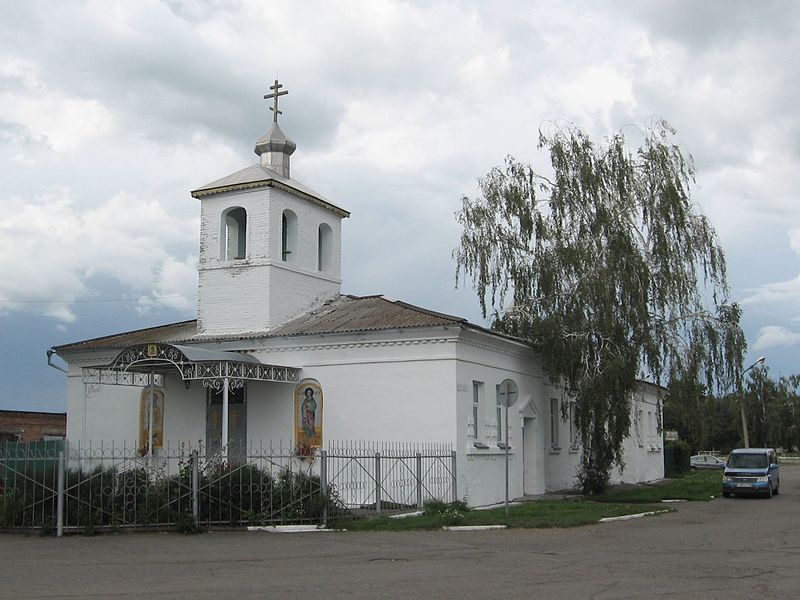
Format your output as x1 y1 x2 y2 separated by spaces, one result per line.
81 343 298 387
83 369 164 387
0 440 455 532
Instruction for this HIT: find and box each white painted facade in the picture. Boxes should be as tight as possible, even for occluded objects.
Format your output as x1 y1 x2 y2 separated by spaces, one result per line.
62 327 664 506
56 104 664 506
197 184 344 335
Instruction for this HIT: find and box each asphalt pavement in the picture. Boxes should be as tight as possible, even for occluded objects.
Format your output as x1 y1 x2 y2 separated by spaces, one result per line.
1 467 799 599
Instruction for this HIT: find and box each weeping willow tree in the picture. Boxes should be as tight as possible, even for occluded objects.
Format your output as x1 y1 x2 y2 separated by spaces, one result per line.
455 120 746 494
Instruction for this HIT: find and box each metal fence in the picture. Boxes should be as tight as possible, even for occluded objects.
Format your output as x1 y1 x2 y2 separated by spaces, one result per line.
0 440 455 534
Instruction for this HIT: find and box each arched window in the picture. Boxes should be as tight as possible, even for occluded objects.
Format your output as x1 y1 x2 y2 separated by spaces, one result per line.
220 207 247 260
318 223 333 271
282 209 298 263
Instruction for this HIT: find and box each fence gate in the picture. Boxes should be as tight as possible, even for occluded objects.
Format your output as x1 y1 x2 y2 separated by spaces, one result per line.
323 443 456 515
0 442 63 530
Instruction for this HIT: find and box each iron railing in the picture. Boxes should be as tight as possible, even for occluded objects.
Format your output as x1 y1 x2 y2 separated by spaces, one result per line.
0 440 455 534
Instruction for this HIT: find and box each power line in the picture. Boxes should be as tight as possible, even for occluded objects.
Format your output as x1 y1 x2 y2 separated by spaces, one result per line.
0 294 195 304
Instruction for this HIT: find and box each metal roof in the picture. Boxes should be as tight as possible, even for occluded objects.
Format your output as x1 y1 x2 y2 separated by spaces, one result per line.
190 163 350 217
170 344 261 364
266 295 468 337
52 295 482 354
53 320 198 354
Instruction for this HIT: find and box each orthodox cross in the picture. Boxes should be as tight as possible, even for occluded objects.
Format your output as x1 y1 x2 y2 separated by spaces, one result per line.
264 79 288 123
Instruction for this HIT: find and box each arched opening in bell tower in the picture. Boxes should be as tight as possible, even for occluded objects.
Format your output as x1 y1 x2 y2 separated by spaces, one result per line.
220 206 248 260
282 209 298 263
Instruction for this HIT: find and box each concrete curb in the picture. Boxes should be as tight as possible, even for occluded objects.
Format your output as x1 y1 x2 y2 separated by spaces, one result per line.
389 511 424 519
599 510 670 523
247 525 335 533
442 525 508 531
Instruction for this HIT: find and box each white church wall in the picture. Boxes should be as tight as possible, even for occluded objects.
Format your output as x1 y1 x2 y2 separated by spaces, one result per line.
453 331 543 506
267 264 342 326
198 266 272 333
160 377 205 451
268 188 342 278
197 186 343 334
250 330 460 446
245 381 295 447
197 188 269 265
60 330 663 506
542 384 582 492
64 352 142 451
610 388 665 484
544 384 665 492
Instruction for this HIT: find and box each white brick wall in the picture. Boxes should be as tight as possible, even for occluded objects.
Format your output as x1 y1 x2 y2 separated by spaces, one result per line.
196 186 343 334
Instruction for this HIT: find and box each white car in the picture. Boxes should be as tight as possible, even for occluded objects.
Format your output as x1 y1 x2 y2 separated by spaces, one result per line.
690 454 726 470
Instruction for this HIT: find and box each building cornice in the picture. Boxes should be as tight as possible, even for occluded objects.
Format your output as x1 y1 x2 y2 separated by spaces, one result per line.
191 178 350 218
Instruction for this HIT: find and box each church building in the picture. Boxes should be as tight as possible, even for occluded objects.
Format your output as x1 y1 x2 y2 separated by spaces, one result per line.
51 82 664 506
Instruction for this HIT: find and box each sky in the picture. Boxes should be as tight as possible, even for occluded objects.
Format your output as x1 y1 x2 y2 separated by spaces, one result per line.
2 0 800 413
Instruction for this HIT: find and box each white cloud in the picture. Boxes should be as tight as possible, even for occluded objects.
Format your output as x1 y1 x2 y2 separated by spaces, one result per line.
0 60 115 153
741 274 800 308
0 191 198 322
4 0 800 405
753 325 800 352
136 254 198 314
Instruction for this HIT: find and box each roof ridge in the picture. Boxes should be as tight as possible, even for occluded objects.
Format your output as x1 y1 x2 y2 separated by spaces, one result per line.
345 294 467 323
386 298 467 323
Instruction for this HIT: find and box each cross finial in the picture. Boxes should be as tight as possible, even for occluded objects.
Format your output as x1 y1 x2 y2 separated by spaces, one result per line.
264 79 288 124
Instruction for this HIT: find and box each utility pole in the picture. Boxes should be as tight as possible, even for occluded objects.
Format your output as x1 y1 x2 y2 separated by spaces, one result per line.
740 356 766 448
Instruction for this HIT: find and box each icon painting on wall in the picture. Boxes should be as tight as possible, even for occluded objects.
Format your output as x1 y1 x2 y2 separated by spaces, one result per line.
139 387 164 451
294 379 323 449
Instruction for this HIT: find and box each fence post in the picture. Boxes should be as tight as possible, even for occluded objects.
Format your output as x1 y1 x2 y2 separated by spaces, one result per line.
320 450 328 526
375 452 382 515
56 451 65 537
451 450 458 503
191 450 199 526
416 452 423 508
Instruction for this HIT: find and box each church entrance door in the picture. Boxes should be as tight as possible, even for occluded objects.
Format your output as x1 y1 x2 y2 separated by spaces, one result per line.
522 416 543 495
206 385 247 462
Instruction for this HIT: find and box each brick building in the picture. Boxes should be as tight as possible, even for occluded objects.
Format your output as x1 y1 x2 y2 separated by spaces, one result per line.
0 410 66 443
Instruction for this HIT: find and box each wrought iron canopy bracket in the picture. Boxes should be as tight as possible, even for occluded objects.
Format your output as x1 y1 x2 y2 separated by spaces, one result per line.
81 343 299 387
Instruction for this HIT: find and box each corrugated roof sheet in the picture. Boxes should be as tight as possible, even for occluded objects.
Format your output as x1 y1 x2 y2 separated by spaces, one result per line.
266 295 468 337
53 320 198 353
52 296 476 354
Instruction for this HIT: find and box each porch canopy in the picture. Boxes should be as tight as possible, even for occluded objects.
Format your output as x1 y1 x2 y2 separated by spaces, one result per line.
82 342 299 388
82 343 299 455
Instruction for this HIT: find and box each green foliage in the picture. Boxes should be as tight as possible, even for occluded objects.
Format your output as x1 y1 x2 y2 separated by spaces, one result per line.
455 120 746 494
422 498 448 514
0 457 344 532
664 440 691 477
743 367 800 451
664 367 800 453
423 499 470 525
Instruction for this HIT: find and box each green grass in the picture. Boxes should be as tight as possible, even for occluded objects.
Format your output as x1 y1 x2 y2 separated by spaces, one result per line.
331 500 670 531
596 470 722 503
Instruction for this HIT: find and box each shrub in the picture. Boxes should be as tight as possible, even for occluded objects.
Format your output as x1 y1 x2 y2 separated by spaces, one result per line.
665 440 691 477
423 498 448 515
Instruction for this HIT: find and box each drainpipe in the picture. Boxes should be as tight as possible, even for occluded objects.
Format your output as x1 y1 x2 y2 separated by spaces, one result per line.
47 348 69 373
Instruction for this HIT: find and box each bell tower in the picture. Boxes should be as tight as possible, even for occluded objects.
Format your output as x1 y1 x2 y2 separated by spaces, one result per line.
191 81 350 336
